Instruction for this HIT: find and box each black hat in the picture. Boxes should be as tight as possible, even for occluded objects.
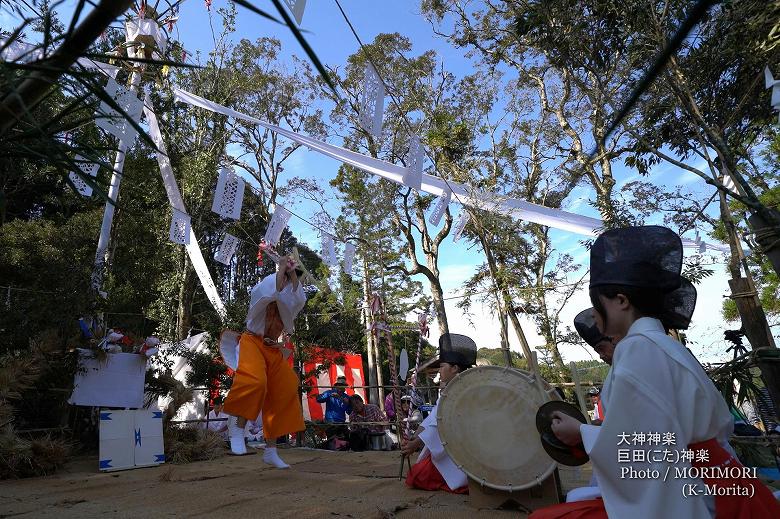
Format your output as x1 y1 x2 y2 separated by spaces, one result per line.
590 226 683 292
573 308 609 348
661 277 697 330
430 333 477 369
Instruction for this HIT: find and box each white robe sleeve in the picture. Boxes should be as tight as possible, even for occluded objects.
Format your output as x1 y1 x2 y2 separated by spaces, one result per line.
246 273 307 335
416 404 468 490
584 322 728 519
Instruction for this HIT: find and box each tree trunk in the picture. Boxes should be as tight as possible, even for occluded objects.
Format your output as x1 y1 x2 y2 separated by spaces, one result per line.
176 252 196 339
428 277 449 336
362 259 379 406
498 308 512 367
479 235 535 369
719 194 776 350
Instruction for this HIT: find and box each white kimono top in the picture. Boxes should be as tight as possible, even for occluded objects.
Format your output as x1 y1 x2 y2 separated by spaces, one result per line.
219 273 307 370
417 402 468 490
579 317 733 519
246 272 307 335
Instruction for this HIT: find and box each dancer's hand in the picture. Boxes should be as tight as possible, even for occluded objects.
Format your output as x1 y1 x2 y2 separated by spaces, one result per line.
550 411 583 446
401 436 423 456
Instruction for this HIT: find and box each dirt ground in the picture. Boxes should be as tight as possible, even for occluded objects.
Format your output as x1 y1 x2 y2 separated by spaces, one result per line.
0 447 591 518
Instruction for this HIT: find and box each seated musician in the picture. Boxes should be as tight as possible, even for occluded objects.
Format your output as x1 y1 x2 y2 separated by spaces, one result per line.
401 334 475 494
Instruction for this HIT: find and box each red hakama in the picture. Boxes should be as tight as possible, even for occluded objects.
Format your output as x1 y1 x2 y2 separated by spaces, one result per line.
405 456 468 494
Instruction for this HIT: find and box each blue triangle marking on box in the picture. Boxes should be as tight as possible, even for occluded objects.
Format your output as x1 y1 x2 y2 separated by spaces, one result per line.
152 411 163 419
154 454 166 463
99 459 112 469
99 412 112 420
134 428 141 446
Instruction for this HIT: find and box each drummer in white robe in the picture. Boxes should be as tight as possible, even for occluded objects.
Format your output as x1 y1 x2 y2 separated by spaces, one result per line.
401 333 477 494
530 226 780 519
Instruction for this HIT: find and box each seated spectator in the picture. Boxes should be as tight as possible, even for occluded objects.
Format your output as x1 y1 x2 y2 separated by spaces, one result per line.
385 392 396 421
588 387 604 425
204 396 228 439
316 378 352 449
347 394 386 451
399 396 423 440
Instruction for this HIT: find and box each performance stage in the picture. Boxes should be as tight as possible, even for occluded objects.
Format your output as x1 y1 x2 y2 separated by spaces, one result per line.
0 448 592 518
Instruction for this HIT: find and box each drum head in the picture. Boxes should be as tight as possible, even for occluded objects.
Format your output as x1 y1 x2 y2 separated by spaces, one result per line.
437 366 557 491
535 401 590 466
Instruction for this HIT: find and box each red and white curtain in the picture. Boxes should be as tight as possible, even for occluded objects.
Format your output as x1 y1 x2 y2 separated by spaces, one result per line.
296 346 365 422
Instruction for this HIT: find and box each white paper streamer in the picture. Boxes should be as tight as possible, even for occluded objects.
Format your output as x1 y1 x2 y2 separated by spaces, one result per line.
429 187 451 227
215 233 240 265
264 205 292 246
211 168 245 220
144 98 226 318
69 156 99 197
169 209 191 245
359 64 385 139
0 39 42 62
171 87 730 254
402 134 424 191
1 37 118 77
283 0 307 25
96 78 143 147
321 233 337 267
343 242 356 275
452 210 470 243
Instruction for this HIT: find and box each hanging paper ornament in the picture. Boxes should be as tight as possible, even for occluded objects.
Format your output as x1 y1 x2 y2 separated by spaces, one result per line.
765 66 780 110
211 168 245 220
321 233 337 267
343 242 356 275
68 155 99 197
402 134 424 191
417 312 430 338
370 294 383 316
399 349 409 381
720 174 740 196
359 64 385 139
283 0 307 25
256 240 276 267
264 205 292 246
429 187 451 227
215 233 240 265
169 208 191 245
452 209 470 243
95 77 144 147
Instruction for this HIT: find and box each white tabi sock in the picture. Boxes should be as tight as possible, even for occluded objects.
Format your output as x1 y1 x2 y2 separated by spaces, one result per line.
262 447 290 469
228 416 247 455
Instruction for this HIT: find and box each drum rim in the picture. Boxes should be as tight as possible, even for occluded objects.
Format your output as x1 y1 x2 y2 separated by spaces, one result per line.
437 366 557 491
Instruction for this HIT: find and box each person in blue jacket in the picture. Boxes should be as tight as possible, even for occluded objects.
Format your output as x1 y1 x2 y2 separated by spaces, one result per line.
316 377 352 423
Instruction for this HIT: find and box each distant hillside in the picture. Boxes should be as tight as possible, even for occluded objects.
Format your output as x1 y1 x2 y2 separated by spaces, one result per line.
476 347 609 383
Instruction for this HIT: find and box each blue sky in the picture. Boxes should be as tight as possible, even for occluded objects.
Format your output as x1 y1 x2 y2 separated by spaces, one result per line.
3 0 764 364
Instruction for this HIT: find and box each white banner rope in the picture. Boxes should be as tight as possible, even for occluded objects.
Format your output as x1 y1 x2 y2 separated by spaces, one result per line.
171 87 729 253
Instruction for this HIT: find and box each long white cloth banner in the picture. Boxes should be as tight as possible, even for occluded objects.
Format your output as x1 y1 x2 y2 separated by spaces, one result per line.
144 99 226 319
172 87 729 253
